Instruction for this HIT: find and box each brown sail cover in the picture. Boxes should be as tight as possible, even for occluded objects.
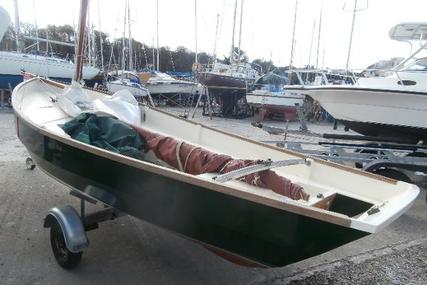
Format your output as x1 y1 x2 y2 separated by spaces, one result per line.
134 127 309 201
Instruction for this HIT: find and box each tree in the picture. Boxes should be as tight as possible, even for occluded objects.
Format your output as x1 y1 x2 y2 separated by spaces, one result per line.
252 58 276 73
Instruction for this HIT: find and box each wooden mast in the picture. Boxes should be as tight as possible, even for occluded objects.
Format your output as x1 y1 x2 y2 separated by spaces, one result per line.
74 0 89 82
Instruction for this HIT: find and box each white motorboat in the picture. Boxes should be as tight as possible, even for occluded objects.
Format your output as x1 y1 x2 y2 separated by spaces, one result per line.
287 22 427 144
142 71 201 95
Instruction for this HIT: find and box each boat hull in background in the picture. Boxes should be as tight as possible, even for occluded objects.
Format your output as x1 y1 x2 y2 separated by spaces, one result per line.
0 51 100 89
147 82 200 95
246 90 305 120
288 86 427 143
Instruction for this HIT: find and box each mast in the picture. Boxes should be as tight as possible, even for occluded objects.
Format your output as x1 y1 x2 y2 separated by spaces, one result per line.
97 0 104 70
307 19 315 67
32 0 40 51
194 0 198 65
230 0 238 64
128 0 133 71
212 14 220 63
315 0 323 69
237 0 244 65
152 37 155 69
74 0 89 83
87 4 91 65
156 0 160 71
122 1 126 73
289 0 298 70
346 0 358 69
13 0 21 52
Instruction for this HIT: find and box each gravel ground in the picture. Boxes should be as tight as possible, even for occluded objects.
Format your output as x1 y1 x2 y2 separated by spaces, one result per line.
0 108 426 285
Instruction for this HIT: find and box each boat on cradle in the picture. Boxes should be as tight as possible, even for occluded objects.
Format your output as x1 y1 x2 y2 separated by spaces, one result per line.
246 72 304 121
106 71 150 99
197 62 261 115
139 70 202 96
286 22 427 144
13 74 419 268
0 5 100 89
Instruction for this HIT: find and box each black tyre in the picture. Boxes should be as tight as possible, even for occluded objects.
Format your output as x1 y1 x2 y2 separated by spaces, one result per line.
50 220 82 269
371 168 411 183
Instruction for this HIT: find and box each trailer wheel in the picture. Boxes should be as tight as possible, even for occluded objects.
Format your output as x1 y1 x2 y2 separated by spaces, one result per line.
371 168 411 183
50 220 82 269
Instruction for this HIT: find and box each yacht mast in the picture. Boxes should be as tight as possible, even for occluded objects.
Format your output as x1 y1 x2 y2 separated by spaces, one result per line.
13 0 21 52
289 0 298 70
315 0 323 69
156 0 160 71
74 0 89 82
87 6 93 66
212 14 220 63
346 0 358 69
230 0 238 64
32 0 40 51
121 2 126 73
128 0 133 71
194 0 198 65
308 19 315 66
97 0 104 70
152 37 155 69
237 0 244 65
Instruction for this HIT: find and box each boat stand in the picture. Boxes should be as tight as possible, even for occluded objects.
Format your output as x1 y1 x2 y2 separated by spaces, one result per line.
185 85 213 119
43 188 124 269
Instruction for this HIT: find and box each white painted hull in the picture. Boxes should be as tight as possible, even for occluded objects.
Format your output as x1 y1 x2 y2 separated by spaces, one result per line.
246 90 304 110
147 82 201 95
107 81 149 97
289 86 427 130
0 51 99 80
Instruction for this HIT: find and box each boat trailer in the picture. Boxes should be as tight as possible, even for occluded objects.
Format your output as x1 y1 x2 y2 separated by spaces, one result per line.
254 123 427 187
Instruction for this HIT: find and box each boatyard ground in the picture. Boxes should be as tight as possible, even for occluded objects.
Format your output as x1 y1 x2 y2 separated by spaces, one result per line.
0 109 426 285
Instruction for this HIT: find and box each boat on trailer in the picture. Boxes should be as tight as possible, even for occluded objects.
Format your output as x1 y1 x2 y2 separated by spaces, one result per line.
286 22 427 144
12 75 419 268
11 1 419 270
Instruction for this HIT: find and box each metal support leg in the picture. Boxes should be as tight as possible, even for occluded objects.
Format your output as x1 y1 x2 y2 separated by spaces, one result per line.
295 103 308 132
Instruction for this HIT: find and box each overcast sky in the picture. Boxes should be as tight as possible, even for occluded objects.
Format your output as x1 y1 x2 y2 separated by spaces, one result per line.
1 0 427 69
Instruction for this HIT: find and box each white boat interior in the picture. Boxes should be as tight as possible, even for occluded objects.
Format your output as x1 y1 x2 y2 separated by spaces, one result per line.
13 77 419 234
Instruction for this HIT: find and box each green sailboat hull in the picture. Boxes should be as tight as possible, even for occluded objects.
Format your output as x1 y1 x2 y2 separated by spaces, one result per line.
17 116 368 267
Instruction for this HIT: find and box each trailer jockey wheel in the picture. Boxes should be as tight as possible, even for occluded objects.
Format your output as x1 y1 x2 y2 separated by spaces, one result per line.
50 219 82 269
25 157 36 170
